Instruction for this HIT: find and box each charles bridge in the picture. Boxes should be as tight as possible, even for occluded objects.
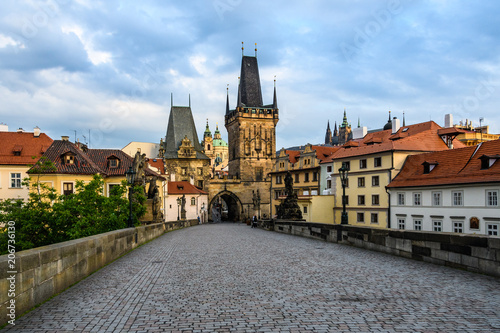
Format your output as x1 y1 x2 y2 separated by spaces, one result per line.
1 221 500 332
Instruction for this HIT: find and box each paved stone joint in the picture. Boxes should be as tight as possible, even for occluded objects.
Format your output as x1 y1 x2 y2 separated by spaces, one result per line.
4 224 500 332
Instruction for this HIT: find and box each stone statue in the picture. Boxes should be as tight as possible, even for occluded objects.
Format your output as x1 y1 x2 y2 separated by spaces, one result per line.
147 177 157 199
152 186 161 222
132 151 147 185
180 194 186 220
277 171 303 220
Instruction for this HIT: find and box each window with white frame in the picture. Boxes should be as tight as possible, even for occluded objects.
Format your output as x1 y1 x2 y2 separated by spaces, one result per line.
358 177 365 187
452 191 463 206
432 191 442 206
10 173 22 188
358 195 365 205
372 195 379 205
326 179 332 189
372 176 379 187
326 165 332 173
398 193 405 206
433 220 442 232
453 221 464 233
191 197 196 205
486 190 498 207
487 224 498 236
414 219 422 231
359 159 367 169
398 218 405 230
413 192 421 206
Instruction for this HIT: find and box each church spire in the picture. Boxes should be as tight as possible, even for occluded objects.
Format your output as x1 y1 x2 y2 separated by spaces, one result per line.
226 84 230 115
325 120 332 145
403 111 406 126
341 108 348 128
273 76 278 109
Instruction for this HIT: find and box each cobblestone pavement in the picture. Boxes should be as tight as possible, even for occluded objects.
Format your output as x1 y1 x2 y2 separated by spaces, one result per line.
4 223 500 332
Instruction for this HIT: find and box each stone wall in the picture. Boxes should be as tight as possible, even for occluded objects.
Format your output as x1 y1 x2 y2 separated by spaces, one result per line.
0 220 197 326
273 220 500 277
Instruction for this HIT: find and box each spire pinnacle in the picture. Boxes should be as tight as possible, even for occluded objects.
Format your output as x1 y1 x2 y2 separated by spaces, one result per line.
255 43 257 57
358 117 360 128
189 93 191 108
171 93 173 107
226 84 230 115
273 75 278 109
403 111 406 126
241 41 244 57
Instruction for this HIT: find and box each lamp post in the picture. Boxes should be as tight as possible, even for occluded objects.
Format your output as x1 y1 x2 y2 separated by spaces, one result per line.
201 202 205 223
125 167 136 228
339 162 349 225
176 197 181 221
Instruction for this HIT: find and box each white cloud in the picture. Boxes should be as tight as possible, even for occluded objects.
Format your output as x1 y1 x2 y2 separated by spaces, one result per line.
61 25 112 65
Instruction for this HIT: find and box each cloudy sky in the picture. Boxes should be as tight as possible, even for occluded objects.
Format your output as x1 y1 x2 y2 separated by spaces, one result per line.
1 0 499 150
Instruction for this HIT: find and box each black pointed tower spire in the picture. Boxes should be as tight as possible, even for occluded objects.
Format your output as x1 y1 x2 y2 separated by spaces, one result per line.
273 76 278 109
226 84 230 115
325 121 332 145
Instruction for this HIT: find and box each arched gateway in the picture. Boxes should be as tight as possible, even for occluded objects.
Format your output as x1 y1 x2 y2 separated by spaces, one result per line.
209 191 243 222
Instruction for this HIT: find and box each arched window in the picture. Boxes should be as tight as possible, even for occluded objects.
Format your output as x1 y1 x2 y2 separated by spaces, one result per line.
191 197 196 205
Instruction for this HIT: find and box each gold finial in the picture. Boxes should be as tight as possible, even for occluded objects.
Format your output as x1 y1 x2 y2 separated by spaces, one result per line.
255 43 257 57
241 42 244 56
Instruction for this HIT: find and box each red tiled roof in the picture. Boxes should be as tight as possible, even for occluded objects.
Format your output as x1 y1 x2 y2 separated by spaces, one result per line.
0 132 53 165
286 150 300 164
310 145 340 161
323 121 466 162
387 139 500 188
146 158 166 174
168 181 207 195
30 140 164 180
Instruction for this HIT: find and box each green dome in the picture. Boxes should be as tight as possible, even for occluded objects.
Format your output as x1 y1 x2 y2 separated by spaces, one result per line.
213 139 228 147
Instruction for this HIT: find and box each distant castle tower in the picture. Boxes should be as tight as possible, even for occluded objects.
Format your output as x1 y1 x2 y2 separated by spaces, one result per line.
325 121 332 145
324 109 351 146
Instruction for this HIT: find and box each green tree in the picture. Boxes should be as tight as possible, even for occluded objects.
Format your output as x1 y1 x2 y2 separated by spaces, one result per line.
0 174 147 255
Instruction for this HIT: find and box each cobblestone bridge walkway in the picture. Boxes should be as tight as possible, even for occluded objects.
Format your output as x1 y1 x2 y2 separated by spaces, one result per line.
4 224 500 332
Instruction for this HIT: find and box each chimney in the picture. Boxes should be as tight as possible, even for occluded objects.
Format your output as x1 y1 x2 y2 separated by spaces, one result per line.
444 114 453 128
17 128 25 133
352 126 367 139
392 117 401 134
34 126 41 137
61 136 69 141
0 123 8 132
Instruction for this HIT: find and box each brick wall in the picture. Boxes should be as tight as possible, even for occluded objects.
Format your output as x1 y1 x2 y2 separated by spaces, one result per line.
273 221 500 277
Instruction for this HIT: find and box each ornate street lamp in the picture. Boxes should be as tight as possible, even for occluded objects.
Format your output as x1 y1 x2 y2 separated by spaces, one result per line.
176 197 181 221
125 167 136 228
338 162 349 225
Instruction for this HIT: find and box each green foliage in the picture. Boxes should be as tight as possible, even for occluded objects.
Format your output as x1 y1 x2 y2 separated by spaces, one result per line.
0 175 146 254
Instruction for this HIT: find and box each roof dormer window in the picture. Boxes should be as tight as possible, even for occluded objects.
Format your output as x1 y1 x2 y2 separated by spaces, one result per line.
107 156 120 169
480 155 499 169
13 145 23 156
422 161 438 174
62 152 75 165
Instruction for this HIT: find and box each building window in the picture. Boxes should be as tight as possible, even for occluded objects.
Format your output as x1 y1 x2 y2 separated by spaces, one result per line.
413 192 421 206
304 173 309 182
295 174 299 183
433 220 442 232
372 176 379 187
358 195 365 205
357 212 365 223
255 167 263 181
343 161 350 171
487 224 499 236
398 218 405 230
432 191 442 206
358 177 365 187
197 180 203 188
10 173 22 188
64 154 74 164
372 195 379 205
197 168 203 176
342 195 349 206
191 197 196 205
326 165 332 173
371 213 378 224
453 221 464 233
303 206 308 214
398 193 405 206
359 159 367 169
374 157 382 167
276 175 282 184
312 172 318 182
486 190 498 207
63 182 73 196
452 191 463 206
414 219 422 231
326 179 332 189
109 159 119 168
181 167 187 175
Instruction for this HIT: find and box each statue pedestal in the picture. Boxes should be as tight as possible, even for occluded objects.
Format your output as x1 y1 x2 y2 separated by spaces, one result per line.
141 198 154 224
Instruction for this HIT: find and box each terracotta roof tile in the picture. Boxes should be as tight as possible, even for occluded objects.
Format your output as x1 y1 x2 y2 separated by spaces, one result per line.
168 181 207 195
325 121 465 161
387 139 500 188
0 132 53 165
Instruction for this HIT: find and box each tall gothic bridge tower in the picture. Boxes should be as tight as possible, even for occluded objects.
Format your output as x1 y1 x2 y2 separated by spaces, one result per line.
207 47 279 221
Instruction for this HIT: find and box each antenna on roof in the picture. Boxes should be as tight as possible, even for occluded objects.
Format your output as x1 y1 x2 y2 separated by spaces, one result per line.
241 41 244 57
73 130 77 142
171 93 173 107
255 43 257 57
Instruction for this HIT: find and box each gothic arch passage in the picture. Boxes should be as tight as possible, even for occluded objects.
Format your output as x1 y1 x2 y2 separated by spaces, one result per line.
209 191 242 222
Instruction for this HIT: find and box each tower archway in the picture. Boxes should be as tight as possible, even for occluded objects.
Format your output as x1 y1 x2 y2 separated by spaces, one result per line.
209 191 243 222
